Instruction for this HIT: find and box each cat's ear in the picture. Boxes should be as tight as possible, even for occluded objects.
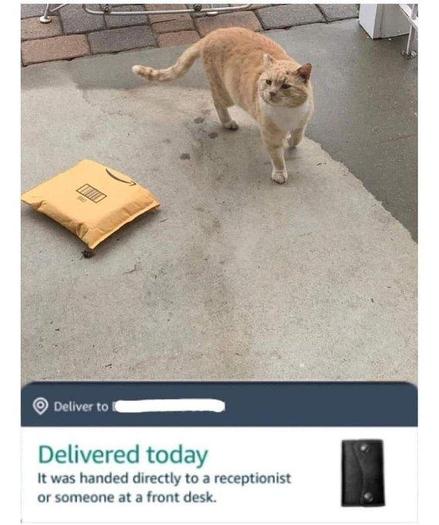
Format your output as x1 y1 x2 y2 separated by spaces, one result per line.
296 63 312 82
263 53 274 69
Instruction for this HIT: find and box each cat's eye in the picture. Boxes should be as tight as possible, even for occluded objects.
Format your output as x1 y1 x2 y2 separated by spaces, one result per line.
265 79 272 85
281 83 291 89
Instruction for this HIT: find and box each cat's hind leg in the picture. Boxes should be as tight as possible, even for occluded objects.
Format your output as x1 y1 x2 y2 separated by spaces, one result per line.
204 65 238 130
214 102 239 131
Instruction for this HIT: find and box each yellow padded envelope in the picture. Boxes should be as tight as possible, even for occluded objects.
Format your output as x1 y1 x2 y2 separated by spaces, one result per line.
22 159 160 249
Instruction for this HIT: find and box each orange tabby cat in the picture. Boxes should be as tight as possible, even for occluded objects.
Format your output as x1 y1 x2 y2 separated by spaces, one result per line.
132 27 313 184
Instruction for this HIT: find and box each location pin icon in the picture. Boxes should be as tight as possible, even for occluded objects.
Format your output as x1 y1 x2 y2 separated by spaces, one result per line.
33 397 49 416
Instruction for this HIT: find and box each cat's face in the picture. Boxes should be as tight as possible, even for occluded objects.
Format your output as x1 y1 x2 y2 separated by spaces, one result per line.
259 55 312 108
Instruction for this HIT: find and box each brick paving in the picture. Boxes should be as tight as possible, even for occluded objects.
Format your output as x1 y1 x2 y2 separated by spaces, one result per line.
156 29 200 47
257 4 324 29
152 15 194 34
22 34 90 65
195 11 262 36
59 4 106 34
21 3 359 66
21 15 62 40
88 25 157 54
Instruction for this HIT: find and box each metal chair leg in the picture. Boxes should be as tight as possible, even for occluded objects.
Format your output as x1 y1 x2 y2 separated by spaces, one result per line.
402 26 417 58
401 4 418 59
39 4 52 24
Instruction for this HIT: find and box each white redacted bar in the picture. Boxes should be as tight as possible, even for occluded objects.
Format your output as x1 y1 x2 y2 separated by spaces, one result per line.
113 399 226 413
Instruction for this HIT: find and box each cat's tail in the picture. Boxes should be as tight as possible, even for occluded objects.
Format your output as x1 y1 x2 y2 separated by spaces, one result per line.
132 41 202 81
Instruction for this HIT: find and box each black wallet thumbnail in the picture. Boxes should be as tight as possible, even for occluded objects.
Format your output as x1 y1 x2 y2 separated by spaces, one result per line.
342 439 385 507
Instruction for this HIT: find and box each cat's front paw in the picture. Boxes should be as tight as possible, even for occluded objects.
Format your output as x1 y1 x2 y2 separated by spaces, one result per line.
223 120 239 131
271 169 288 184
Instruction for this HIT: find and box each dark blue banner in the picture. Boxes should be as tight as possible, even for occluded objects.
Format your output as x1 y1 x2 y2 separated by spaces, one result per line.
22 382 417 427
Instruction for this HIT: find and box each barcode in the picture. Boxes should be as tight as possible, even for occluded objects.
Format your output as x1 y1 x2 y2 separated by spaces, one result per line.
76 184 107 203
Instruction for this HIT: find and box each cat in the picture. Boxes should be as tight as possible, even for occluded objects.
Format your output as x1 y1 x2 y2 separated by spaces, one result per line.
132 27 313 184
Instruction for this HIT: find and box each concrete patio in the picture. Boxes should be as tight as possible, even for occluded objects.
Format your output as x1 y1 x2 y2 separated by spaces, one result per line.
21 19 417 385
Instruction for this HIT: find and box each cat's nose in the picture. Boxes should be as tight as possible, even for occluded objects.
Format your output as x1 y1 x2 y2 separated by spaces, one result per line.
269 90 277 97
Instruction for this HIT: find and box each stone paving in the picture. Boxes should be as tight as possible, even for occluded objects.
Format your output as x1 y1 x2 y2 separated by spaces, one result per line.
21 3 359 65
